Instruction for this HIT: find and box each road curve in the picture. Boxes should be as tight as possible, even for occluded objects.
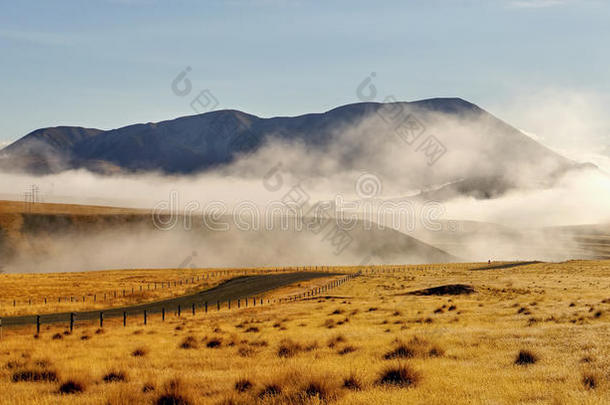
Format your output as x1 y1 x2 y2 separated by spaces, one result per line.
1 271 340 328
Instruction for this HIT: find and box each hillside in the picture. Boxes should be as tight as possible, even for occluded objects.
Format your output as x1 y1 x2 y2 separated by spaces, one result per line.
0 98 588 199
0 201 456 273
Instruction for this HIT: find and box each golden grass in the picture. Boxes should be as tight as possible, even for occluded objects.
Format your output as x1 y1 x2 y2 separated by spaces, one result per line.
0 260 609 404
0 266 324 316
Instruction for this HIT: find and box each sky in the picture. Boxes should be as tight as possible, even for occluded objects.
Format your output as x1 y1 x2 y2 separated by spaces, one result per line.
1 0 609 165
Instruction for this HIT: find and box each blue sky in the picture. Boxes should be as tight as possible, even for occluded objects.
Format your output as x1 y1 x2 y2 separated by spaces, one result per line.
1 0 609 149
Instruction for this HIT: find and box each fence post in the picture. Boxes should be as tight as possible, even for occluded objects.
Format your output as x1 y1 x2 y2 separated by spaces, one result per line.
217 301 220 311
205 302 208 313
178 305 181 317
238 299 240 308
123 312 126 327
144 310 147 325
36 315 40 335
162 308 165 321
99 312 103 328
192 303 195 315
70 313 74 332
228 300 231 310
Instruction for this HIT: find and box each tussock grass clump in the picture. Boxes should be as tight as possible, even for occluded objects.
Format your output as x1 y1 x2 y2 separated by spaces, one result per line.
327 334 346 348
51 333 63 340
206 338 222 348
234 378 253 392
58 379 86 394
582 374 597 389
155 379 192 405
384 337 444 360
338 345 357 355
278 339 301 358
258 383 282 399
378 364 420 388
384 344 415 359
323 319 336 329
132 347 148 357
343 374 363 391
514 350 538 365
330 308 344 315
244 327 259 333
12 369 58 383
302 378 338 401
179 336 198 349
102 370 127 383
237 346 256 357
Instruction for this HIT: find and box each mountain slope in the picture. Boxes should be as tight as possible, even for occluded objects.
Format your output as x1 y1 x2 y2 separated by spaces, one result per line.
0 201 457 273
0 98 587 198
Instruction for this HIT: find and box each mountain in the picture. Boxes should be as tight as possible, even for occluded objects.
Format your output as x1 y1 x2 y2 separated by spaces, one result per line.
0 98 591 198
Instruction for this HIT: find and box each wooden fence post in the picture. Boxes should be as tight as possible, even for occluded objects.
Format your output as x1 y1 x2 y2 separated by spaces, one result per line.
162 308 165 321
205 302 208 313
36 315 40 335
192 303 195 315
144 310 147 325
178 305 181 317
70 313 74 332
123 312 126 327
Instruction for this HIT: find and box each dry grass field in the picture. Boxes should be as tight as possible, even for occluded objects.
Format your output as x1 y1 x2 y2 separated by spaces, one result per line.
0 260 609 404
0 266 326 316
